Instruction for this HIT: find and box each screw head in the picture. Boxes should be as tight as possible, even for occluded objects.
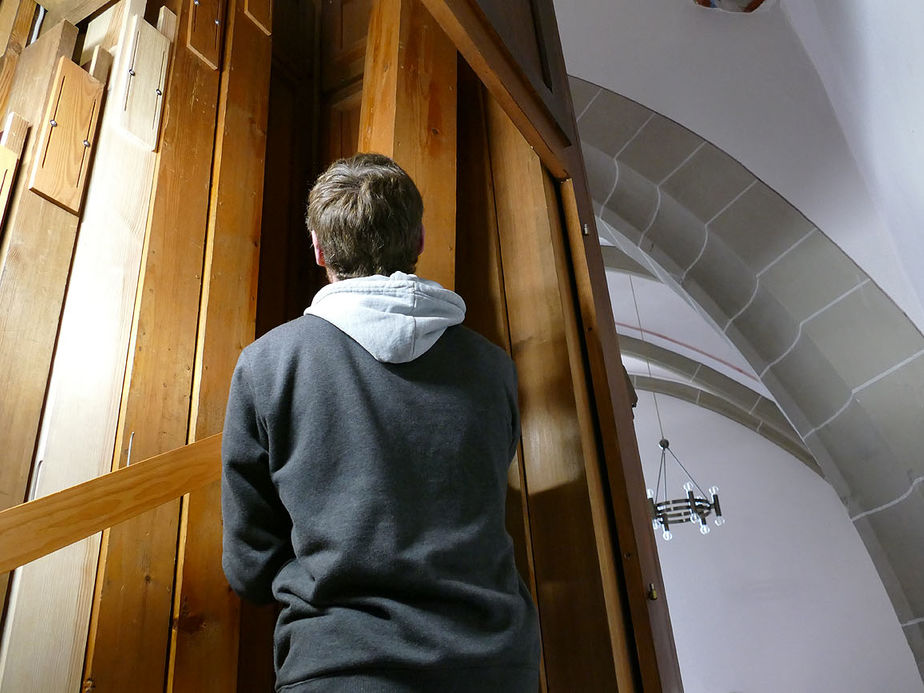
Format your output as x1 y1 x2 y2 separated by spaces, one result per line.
214 18 220 25
83 139 90 148
129 68 135 76
50 119 57 127
156 88 163 96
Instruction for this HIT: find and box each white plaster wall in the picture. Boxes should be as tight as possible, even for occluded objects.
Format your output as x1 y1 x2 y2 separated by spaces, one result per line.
633 392 923 692
553 0 924 333
780 0 924 345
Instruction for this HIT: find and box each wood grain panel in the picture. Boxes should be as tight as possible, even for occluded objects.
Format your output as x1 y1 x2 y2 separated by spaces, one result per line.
120 14 171 149
187 0 225 69
83 0 223 689
0 0 37 119
320 79 361 165
169 0 270 689
484 93 618 691
550 178 637 693
0 436 221 575
27 56 104 214
455 61 547 693
418 0 571 179
244 0 271 35
0 4 175 692
0 18 79 630
358 0 457 288
320 0 372 92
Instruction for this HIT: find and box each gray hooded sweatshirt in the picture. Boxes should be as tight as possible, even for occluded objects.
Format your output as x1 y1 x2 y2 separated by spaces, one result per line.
221 272 540 692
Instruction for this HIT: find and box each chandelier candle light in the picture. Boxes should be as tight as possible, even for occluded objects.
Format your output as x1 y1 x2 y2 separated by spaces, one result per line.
626 274 726 541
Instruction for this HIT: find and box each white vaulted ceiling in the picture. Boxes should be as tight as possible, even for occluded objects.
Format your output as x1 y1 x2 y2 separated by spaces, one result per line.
553 0 924 684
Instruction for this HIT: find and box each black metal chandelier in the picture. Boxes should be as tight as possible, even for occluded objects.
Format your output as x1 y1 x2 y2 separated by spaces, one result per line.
647 438 724 541
625 272 726 542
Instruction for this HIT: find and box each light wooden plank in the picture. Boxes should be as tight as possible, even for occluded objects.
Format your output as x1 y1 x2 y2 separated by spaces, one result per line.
0 4 176 692
0 436 221 575
0 0 37 118
42 0 114 27
358 0 457 289
82 0 222 689
0 17 79 630
484 93 619 691
0 111 29 154
120 14 171 149
186 0 225 70
169 1 270 689
244 0 271 35
0 112 29 230
27 55 104 213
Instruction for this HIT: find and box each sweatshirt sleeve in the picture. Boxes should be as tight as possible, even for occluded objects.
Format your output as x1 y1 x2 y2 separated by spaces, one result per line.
221 350 294 604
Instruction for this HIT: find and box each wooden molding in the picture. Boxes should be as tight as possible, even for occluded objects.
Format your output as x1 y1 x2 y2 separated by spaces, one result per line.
186 0 226 70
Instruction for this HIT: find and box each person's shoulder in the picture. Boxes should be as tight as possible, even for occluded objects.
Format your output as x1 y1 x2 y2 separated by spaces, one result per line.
242 314 339 362
442 325 515 371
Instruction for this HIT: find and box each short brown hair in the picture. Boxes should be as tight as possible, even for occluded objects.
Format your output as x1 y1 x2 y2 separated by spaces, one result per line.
306 153 424 279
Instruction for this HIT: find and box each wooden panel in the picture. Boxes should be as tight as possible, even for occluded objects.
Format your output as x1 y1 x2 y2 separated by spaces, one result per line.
187 0 225 70
0 0 36 118
320 79 361 165
548 177 638 693
320 0 372 92
244 0 271 35
27 56 103 214
484 93 618 691
0 4 175 692
0 18 79 627
0 113 29 230
83 0 223 690
120 14 171 149
169 0 270 689
419 0 572 179
455 61 547 693
0 436 221 575
358 0 456 288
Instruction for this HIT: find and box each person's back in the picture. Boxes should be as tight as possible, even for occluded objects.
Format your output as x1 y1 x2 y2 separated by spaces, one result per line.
221 154 540 692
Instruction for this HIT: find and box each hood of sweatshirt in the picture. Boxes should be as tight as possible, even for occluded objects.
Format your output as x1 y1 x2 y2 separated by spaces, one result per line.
304 271 466 363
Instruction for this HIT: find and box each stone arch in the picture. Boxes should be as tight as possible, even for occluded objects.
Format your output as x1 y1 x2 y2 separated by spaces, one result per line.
572 75 924 664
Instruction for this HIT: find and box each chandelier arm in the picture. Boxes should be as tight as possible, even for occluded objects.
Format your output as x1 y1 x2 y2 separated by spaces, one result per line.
665 446 709 498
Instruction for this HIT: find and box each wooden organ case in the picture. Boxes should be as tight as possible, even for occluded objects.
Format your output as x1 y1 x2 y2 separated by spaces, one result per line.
0 0 682 691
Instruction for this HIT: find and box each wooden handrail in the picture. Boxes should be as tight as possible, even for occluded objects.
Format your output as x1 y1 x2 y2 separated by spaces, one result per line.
0 434 222 574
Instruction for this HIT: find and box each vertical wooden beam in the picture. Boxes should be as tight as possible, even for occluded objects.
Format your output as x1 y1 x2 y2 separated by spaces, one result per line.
0 3 176 691
82 0 223 689
0 18 78 628
358 0 456 288
168 0 270 689
484 94 619 692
